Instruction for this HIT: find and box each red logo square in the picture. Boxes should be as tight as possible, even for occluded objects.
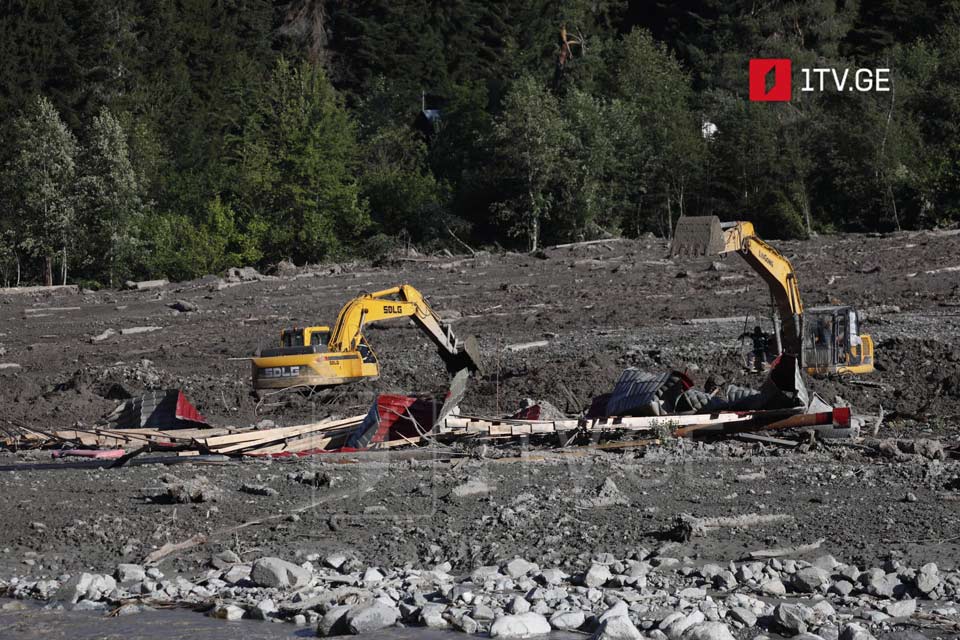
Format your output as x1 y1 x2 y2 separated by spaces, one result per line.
749 59 792 102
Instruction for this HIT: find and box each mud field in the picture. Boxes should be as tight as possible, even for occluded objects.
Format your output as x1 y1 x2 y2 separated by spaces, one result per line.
1 231 959 639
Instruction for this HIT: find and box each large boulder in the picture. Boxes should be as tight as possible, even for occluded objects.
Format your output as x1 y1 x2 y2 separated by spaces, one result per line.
592 616 644 640
550 610 586 631
792 567 831 593
346 603 400 634
682 622 737 640
583 563 613 588
317 604 353 637
251 557 312 589
490 612 551 638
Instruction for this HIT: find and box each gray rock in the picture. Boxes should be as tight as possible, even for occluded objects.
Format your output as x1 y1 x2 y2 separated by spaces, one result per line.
115 603 150 616
839 623 876 640
538 568 567 585
830 580 854 596
774 603 809 635
362 567 384 583
490 612 551 638
71 600 107 611
55 573 115 604
682 622 737 640
222 564 251 584
452 479 492 498
728 607 757 627
812 556 841 571
115 564 145 583
509 596 531 614
862 569 899 598
211 550 241 569
579 478 631 508
713 571 738 591
346 603 400 634
593 616 644 640
240 483 278 497
251 598 277 620
760 578 787 596
550 610 586 630
169 300 199 313
212 604 245 621
916 563 939 594
504 558 539 579
600 602 630 622
251 557 311 589
456 615 480 634
584 563 613 588
678 587 707 600
324 553 348 570
420 603 450 629
663 611 706 639
317 604 353 637
472 604 497 621
883 599 917 618
793 567 831 593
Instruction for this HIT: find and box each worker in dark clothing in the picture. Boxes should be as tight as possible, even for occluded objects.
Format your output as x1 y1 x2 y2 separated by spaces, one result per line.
739 326 770 373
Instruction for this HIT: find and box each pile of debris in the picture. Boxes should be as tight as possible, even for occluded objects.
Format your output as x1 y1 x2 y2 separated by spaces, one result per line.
1 355 877 462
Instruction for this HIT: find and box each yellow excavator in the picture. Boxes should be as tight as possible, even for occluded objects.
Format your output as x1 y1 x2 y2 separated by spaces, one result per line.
252 285 481 390
671 216 874 375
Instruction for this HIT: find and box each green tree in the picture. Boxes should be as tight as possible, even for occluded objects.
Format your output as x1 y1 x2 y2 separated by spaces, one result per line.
230 57 368 263
360 125 447 240
9 96 79 285
612 28 704 236
491 74 570 250
77 107 143 285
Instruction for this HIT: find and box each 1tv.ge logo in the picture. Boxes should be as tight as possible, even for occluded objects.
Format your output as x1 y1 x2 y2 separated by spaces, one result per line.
749 58 891 102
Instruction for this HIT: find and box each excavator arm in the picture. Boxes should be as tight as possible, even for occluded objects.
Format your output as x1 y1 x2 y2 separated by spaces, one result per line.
328 285 481 374
672 217 803 356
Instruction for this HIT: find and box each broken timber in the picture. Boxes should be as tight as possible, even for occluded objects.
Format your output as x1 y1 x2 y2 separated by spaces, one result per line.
437 412 750 439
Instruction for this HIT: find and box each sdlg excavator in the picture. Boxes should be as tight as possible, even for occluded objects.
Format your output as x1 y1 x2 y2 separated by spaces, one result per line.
252 285 481 390
671 216 874 375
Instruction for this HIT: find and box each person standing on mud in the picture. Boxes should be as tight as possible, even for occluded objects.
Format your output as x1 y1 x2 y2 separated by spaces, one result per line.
739 326 770 373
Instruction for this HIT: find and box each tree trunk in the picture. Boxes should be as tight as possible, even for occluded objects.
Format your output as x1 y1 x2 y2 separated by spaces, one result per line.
61 245 67 285
15 253 20 287
887 180 902 232
528 187 538 252
799 185 812 237
44 255 53 287
666 192 674 241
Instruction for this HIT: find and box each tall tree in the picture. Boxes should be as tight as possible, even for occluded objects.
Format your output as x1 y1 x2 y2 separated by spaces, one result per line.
77 107 143 286
490 74 570 250
9 96 78 285
230 57 369 263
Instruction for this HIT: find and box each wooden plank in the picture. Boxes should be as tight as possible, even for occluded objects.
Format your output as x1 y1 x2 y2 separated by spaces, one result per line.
200 415 363 448
213 421 361 454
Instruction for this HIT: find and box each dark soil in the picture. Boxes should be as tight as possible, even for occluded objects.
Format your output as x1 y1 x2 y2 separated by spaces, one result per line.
0 230 958 582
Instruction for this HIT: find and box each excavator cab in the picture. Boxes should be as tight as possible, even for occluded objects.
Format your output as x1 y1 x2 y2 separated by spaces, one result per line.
280 326 330 349
803 307 874 375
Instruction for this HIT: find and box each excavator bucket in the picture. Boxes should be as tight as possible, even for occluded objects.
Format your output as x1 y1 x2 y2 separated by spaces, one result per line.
670 216 726 257
442 335 482 376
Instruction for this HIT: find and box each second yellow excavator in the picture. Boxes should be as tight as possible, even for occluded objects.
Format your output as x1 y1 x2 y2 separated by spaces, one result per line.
671 216 874 375
252 285 481 390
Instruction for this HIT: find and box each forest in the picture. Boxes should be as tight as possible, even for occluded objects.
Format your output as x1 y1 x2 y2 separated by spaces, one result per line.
1 0 959 286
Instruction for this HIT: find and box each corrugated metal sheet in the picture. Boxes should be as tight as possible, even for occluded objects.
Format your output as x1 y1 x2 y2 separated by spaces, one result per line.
346 394 441 448
605 370 671 417
106 390 208 430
